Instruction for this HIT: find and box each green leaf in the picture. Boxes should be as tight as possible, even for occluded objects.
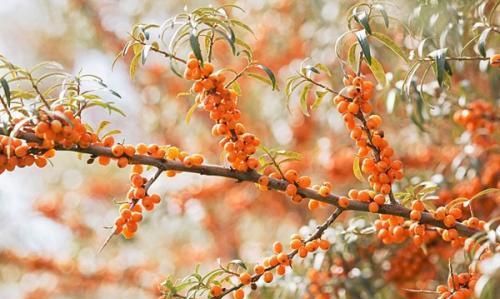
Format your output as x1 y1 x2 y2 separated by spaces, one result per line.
478 28 491 57
371 32 409 63
311 90 327 110
102 129 121 139
355 30 371 65
247 73 274 88
428 48 448 87
353 11 372 34
189 30 203 65
185 101 199 124
227 259 247 270
299 83 312 116
0 78 11 107
353 156 364 182
129 52 141 79
373 4 389 28
366 56 386 86
470 188 499 201
96 120 111 136
347 43 358 69
251 63 277 90
141 45 152 65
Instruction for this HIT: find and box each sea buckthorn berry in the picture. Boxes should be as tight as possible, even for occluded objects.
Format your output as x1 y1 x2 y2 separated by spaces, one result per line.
308 199 319 210
263 271 273 283
111 144 124 157
285 183 297 196
490 54 500 67
443 215 456 227
117 156 129 168
254 264 265 275
318 239 330 250
337 196 349 208
239 272 251 285
373 194 385 205
290 238 302 250
273 241 283 254
348 189 358 200
449 207 463 219
368 202 379 213
318 185 330 197
411 200 425 212
284 169 298 183
434 207 446 220
233 289 244 299
277 252 288 264
410 210 422 221
210 285 222 297
296 176 311 188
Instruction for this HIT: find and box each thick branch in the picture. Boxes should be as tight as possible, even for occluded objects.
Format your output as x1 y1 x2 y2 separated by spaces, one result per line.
11 131 479 237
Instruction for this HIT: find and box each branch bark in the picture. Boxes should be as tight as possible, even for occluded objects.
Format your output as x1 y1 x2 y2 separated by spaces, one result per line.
9 130 480 238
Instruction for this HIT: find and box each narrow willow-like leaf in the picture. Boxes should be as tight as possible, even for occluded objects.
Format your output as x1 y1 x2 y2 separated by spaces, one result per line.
185 101 199 124
428 48 447 87
355 30 371 64
189 30 204 65
251 63 277 90
347 43 358 69
311 90 328 110
478 28 491 57
129 52 141 79
0 78 11 107
353 11 372 34
373 4 389 28
353 156 365 182
371 32 409 63
299 83 312 116
366 56 386 86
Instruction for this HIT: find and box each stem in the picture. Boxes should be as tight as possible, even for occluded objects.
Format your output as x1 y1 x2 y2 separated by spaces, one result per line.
216 208 343 299
132 37 187 64
8 130 480 238
0 94 13 121
418 56 490 62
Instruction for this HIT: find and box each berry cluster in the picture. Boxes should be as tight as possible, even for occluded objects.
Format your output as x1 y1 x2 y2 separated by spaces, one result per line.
257 169 313 205
334 76 403 195
347 189 386 212
184 55 260 171
435 271 480 299
209 234 331 298
0 136 51 173
453 99 497 147
33 106 97 149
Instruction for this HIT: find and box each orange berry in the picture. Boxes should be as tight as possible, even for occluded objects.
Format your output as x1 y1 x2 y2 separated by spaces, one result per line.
319 239 330 250
239 272 251 285
308 199 319 210
368 202 379 213
290 238 302 250
117 156 129 168
444 215 456 227
449 207 463 219
254 265 265 275
263 271 273 283
233 289 244 299
412 200 425 212
111 144 124 157
338 196 349 208
258 175 269 186
285 183 297 196
410 210 422 221
490 53 500 67
296 176 311 188
284 169 298 183
210 285 222 297
273 241 283 254
373 194 385 205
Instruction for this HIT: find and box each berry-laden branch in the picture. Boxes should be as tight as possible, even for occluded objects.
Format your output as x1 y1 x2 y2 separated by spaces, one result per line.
7 130 479 238
212 208 343 299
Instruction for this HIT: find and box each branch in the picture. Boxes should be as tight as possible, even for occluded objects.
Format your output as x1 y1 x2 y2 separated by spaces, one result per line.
9 130 480 238
216 208 343 299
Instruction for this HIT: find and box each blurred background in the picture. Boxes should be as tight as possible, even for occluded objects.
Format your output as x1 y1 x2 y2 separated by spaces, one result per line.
0 0 498 298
